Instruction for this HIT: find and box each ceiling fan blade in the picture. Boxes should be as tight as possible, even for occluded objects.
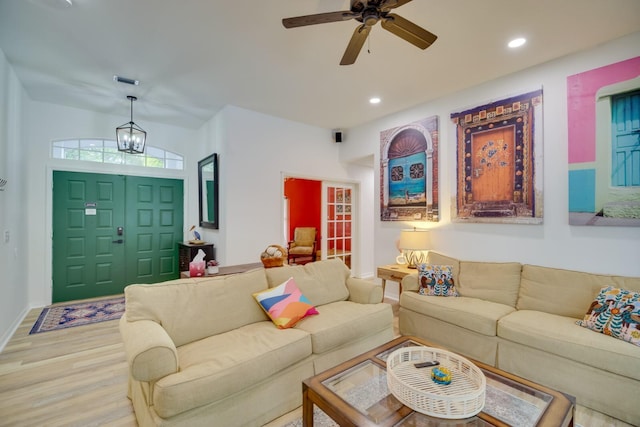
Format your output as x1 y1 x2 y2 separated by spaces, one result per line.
282 11 356 28
340 24 371 65
381 13 437 49
380 0 413 11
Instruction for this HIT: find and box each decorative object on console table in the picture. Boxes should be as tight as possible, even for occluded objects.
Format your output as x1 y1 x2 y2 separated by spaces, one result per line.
178 242 215 272
207 260 219 275
398 228 431 268
187 225 204 244
377 263 415 296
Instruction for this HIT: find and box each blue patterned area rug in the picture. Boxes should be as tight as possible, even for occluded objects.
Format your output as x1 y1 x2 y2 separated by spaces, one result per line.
29 296 125 334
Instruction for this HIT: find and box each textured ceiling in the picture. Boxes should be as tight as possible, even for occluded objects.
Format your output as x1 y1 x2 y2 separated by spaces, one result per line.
0 0 639 130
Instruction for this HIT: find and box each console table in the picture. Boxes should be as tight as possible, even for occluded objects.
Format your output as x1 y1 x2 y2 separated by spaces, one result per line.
180 262 263 278
178 242 215 271
377 263 416 296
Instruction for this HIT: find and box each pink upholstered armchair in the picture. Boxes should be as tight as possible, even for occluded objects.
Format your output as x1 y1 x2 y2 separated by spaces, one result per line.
287 227 317 265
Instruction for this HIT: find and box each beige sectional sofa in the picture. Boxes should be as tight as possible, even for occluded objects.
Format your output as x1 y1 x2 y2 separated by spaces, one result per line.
119 259 394 427
399 251 640 425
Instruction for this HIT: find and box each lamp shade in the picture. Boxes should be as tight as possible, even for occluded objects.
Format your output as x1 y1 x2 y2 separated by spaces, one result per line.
398 229 431 268
398 229 431 250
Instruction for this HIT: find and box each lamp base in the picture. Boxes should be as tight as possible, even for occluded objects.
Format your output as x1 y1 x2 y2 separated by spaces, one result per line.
406 250 428 269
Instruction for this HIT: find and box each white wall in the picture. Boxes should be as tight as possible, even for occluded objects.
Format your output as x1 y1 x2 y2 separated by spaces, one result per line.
0 50 28 349
341 32 640 298
198 105 375 276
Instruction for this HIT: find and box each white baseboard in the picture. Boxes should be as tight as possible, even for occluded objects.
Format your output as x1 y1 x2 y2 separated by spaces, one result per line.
0 305 30 353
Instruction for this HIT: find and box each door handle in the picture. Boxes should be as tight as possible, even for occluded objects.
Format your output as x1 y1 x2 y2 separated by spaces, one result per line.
112 239 124 244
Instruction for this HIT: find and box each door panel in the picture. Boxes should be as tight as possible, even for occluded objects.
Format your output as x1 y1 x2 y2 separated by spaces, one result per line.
471 127 515 201
53 172 125 302
612 90 640 186
53 171 183 302
125 176 183 284
322 183 353 269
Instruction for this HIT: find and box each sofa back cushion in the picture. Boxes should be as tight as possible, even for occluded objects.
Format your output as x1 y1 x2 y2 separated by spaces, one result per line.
517 264 640 318
125 268 270 347
426 252 460 285
265 259 350 306
457 261 522 307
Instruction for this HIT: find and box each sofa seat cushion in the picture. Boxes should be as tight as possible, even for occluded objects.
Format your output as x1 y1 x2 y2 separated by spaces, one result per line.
400 292 515 336
295 301 393 354
498 310 640 381
153 321 312 418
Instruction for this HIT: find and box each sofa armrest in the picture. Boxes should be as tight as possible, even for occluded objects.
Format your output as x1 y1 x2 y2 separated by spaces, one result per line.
346 277 383 304
119 315 179 382
401 272 420 293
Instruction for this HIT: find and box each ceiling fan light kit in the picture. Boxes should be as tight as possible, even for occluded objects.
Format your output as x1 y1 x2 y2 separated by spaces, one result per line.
282 0 437 65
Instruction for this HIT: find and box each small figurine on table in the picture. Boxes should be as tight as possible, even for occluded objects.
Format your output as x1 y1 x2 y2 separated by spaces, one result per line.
188 225 204 244
431 366 452 385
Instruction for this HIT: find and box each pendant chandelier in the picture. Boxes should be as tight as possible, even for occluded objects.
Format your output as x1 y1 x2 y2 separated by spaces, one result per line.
116 95 147 154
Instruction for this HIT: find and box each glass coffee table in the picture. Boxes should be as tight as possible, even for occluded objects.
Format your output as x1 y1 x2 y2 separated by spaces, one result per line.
302 336 574 427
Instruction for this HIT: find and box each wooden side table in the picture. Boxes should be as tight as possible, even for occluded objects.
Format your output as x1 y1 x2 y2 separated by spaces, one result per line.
377 264 416 296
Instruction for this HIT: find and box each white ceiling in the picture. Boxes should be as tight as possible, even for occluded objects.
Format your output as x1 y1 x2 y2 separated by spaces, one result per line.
1 0 639 130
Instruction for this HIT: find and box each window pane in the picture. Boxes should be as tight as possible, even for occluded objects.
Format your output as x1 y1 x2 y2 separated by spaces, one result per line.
125 155 145 166
54 140 79 149
166 151 181 160
62 149 80 160
145 157 165 168
104 152 124 164
146 146 163 158
79 150 103 162
80 139 103 151
166 159 183 170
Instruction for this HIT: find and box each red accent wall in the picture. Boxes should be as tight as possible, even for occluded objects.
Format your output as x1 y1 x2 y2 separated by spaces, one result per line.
284 178 321 244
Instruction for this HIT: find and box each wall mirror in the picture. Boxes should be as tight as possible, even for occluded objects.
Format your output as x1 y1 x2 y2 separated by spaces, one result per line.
198 153 219 229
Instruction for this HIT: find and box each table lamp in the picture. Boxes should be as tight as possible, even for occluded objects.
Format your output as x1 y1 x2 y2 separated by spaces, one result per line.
398 228 431 268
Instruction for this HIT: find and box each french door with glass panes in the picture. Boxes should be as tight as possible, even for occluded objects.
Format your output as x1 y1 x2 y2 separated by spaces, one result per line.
322 182 354 269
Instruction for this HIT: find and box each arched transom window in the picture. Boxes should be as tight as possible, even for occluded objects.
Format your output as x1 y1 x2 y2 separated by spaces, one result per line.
52 139 183 170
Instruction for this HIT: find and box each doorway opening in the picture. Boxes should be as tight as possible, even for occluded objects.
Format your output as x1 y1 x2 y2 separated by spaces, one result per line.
283 176 356 269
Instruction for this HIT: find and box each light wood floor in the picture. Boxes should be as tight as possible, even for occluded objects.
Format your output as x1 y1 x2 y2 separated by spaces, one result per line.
0 297 633 427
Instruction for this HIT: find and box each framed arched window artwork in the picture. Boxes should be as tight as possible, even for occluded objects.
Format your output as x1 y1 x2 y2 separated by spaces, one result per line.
380 116 439 222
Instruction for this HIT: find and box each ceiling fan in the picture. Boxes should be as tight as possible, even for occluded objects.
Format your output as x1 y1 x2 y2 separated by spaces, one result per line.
282 0 437 65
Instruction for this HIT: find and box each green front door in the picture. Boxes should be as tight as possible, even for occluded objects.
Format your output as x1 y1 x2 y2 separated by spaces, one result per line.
52 171 183 302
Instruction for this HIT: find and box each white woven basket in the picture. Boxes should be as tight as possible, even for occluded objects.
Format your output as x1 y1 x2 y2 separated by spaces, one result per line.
386 346 486 419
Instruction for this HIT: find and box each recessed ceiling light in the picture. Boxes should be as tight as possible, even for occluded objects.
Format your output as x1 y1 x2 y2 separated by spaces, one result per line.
508 38 526 48
369 97 381 104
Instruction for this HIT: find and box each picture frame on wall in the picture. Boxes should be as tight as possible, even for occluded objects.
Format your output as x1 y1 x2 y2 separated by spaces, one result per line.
450 88 544 224
567 56 640 227
380 116 439 222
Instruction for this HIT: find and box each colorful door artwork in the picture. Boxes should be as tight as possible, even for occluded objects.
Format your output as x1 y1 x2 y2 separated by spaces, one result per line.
451 89 543 224
380 116 439 222
471 127 515 202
